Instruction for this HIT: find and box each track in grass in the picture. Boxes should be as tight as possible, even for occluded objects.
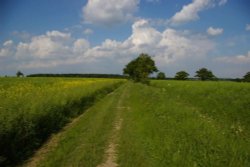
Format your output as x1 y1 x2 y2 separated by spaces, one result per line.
23 81 250 167
0 77 124 166
97 85 129 167
24 84 129 167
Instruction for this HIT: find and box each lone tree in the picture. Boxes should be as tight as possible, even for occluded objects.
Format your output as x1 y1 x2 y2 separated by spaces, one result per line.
123 53 158 84
195 68 216 81
157 72 166 80
175 71 189 80
243 72 250 82
16 71 24 77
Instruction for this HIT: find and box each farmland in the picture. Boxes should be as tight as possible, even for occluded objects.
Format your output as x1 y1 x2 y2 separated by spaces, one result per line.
0 77 124 166
0 78 250 166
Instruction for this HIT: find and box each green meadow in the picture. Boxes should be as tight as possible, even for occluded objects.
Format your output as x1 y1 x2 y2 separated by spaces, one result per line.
0 78 249 166
0 77 124 166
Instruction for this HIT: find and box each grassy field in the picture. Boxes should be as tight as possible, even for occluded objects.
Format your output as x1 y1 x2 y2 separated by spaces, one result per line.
1 79 250 166
0 77 124 166
118 81 250 167
25 84 129 167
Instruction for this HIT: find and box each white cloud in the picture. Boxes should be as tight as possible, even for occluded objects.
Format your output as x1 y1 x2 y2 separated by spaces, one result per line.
3 40 13 47
246 24 250 31
130 19 162 46
218 0 227 6
83 28 94 35
73 39 90 54
82 0 139 26
0 40 14 57
215 51 250 64
170 0 228 25
207 27 224 36
170 0 212 25
0 20 214 72
46 31 71 40
146 0 160 3
16 31 71 59
84 19 214 66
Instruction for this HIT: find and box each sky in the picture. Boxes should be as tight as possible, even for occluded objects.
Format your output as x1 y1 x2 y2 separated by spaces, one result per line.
0 0 250 78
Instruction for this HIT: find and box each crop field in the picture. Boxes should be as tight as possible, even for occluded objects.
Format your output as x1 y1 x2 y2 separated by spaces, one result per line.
0 79 250 167
0 77 124 166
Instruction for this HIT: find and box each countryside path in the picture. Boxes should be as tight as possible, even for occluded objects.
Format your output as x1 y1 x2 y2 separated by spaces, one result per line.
96 84 128 167
24 83 129 167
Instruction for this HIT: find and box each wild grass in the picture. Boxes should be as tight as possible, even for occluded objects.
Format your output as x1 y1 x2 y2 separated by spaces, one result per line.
1 79 249 166
33 84 128 167
0 77 124 166
118 81 250 167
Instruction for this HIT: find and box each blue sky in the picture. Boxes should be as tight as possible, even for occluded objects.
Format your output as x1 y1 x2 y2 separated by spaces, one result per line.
0 0 250 78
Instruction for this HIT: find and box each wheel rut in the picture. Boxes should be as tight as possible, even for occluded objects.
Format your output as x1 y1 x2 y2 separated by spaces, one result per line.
97 85 129 167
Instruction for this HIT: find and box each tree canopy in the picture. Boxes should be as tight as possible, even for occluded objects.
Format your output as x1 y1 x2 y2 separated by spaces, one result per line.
174 71 189 80
243 72 250 82
16 71 24 77
195 68 216 81
157 72 166 80
123 53 158 84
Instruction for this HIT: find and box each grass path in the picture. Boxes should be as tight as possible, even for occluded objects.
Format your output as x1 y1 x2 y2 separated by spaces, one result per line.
23 83 129 167
23 81 250 167
97 84 129 167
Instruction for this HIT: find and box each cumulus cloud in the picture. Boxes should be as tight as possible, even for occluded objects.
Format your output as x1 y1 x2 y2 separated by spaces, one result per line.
170 0 228 25
130 19 162 46
84 19 214 66
3 40 13 47
207 27 224 36
170 0 212 25
15 31 71 59
0 40 14 57
82 0 139 26
73 39 90 54
0 20 214 72
246 24 250 31
215 51 250 64
83 28 94 35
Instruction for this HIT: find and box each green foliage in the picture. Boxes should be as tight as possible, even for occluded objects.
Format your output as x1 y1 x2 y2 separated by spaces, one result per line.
243 72 250 82
157 72 166 80
0 78 124 166
195 68 216 81
123 53 158 84
16 71 24 77
174 71 189 80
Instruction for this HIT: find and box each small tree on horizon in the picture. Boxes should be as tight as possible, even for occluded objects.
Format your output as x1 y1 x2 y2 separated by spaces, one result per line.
195 68 216 81
174 71 189 80
243 72 250 82
157 72 166 80
123 53 158 84
16 71 24 77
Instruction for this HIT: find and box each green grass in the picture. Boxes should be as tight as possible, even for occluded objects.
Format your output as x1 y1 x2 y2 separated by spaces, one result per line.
118 81 250 167
0 77 124 166
31 84 128 167
1 79 250 166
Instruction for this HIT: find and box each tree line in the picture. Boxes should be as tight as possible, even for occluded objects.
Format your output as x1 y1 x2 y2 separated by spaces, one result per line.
13 53 250 83
26 73 126 78
123 53 250 83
